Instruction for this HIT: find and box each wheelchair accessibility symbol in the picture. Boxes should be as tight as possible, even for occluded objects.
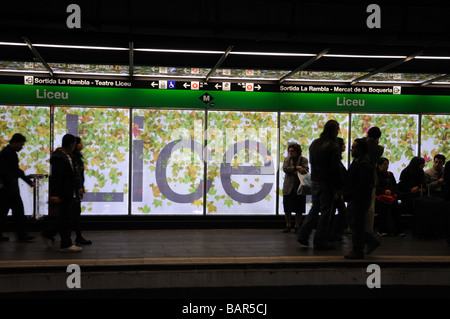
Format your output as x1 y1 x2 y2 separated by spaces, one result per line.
168 81 176 89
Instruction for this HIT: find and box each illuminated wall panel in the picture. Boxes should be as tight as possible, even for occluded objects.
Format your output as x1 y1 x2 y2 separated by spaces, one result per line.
421 114 450 168
205 111 278 214
351 113 419 180
53 107 130 215
1 103 448 217
0 105 50 216
131 109 205 215
279 112 349 213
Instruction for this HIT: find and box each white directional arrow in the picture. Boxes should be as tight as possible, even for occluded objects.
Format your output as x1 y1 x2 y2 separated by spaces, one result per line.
215 83 222 89
151 81 158 88
183 82 190 88
255 84 262 90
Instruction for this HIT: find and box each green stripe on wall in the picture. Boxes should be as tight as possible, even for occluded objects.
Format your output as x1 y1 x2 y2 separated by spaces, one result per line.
0 84 449 113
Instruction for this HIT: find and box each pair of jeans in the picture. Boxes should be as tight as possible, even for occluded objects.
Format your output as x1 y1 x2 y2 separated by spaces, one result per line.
42 198 74 248
298 181 336 247
0 187 27 238
348 200 378 253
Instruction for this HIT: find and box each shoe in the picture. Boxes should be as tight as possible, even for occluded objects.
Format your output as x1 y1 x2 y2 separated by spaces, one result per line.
44 237 55 248
377 232 388 237
344 250 364 259
297 238 309 247
75 237 92 245
0 236 9 242
60 245 82 253
397 233 406 237
366 240 380 255
41 233 55 248
282 227 291 233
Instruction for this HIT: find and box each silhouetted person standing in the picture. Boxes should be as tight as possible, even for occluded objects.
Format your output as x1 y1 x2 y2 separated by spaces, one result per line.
0 133 35 242
297 119 344 250
344 138 380 259
42 134 82 252
282 143 309 233
72 136 91 245
365 127 384 236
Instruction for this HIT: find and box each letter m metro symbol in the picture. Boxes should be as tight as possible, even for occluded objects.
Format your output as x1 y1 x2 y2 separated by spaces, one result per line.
200 93 214 104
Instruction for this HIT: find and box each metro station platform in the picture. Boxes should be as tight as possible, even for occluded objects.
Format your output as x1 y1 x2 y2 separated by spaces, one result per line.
1 225 450 302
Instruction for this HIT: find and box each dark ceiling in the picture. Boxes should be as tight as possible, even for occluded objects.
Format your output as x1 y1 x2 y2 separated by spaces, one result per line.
1 1 450 75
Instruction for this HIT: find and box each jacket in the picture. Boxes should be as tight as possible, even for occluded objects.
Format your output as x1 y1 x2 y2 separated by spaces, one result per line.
0 145 33 190
376 170 399 197
282 156 309 195
424 166 444 196
72 151 85 194
49 147 78 201
344 154 375 203
367 139 384 166
309 138 344 190
398 166 425 195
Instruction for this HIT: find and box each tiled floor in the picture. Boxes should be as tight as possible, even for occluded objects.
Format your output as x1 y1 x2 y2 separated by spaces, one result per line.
1 228 449 267
1 228 450 300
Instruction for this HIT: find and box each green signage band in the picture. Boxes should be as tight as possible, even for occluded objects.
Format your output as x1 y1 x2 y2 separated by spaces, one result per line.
0 84 449 114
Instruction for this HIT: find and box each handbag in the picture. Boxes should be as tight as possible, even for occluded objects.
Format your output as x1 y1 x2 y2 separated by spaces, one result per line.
297 172 312 195
376 172 397 205
376 194 397 205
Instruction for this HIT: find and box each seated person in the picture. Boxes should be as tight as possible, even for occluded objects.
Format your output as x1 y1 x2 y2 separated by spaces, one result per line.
398 156 426 214
375 157 404 236
425 154 446 198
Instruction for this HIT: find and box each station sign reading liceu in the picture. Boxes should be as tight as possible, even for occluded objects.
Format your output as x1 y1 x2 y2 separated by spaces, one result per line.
0 77 450 114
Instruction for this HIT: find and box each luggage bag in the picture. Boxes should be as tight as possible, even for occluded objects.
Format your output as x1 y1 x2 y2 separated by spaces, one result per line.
412 196 446 238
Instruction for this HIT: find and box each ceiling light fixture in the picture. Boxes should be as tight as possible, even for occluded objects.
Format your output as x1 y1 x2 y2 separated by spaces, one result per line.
134 48 223 54
325 54 407 59
279 48 330 83
350 51 423 85
230 51 315 57
0 42 27 46
33 44 129 51
415 56 450 60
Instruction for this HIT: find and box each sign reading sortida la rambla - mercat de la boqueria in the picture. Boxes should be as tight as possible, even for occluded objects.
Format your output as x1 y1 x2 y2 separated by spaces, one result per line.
0 83 450 114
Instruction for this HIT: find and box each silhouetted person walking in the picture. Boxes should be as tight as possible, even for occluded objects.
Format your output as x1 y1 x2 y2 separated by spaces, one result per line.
0 133 35 242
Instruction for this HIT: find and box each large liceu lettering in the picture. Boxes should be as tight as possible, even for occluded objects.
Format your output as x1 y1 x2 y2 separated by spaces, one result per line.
155 139 274 204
